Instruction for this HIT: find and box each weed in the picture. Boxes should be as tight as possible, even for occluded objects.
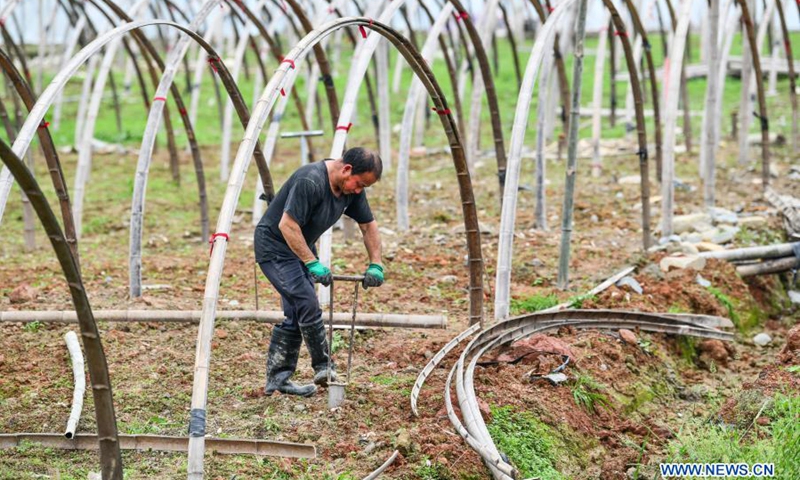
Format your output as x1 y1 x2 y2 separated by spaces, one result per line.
510 293 559 314
487 406 565 480
23 321 43 333
567 294 595 309
676 336 698 363
706 286 739 325
330 331 344 355
415 459 453 480
572 373 611 414
785 365 800 374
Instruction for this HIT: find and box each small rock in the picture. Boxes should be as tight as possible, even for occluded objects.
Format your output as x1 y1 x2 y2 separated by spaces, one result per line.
363 441 378 454
678 385 708 402
627 467 637 479
779 325 800 363
753 333 772 346
696 242 725 252
394 428 412 455
530 258 544 268
615 276 643 294
708 207 739 225
738 216 767 228
229 300 239 307
618 175 641 185
542 373 568 385
702 225 740 244
788 290 800 304
9 284 38 304
599 363 608 371
683 232 705 244
618 329 638 345
673 213 712 234
641 263 665 280
437 275 458 284
423 350 434 360
215 329 228 339
660 255 706 272
87 473 102 480
293 403 307 413
590 214 599 223
659 234 683 245
696 275 711 288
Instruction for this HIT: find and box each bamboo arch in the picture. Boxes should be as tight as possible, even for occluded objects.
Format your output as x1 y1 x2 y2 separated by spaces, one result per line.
186 16 483 477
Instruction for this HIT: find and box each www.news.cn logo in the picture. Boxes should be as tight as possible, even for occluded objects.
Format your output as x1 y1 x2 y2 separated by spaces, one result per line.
659 463 775 478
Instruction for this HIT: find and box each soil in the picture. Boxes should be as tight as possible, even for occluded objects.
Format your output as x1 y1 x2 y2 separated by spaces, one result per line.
0 137 798 479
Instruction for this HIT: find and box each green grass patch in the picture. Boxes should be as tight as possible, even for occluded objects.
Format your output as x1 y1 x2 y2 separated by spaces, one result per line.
487 406 565 480
415 459 454 480
510 293 559 314
663 394 799 480
571 372 611 414
567 294 596 309
706 286 739 325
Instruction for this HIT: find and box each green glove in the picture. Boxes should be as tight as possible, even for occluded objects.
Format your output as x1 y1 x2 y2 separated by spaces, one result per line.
362 263 384 288
305 260 332 286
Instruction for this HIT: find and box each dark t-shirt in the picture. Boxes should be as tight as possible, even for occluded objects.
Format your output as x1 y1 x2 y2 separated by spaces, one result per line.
254 160 374 263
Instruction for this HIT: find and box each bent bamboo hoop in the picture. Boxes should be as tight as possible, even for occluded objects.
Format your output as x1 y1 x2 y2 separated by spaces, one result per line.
396 2 455 231
774 0 798 155
0 139 122 478
125 7 278 297
0 48 80 264
450 310 733 478
72 0 152 240
187 17 482 479
495 0 573 321
64 331 86 440
362 450 400 480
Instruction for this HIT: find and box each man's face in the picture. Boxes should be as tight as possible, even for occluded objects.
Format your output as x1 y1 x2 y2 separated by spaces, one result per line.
341 166 378 195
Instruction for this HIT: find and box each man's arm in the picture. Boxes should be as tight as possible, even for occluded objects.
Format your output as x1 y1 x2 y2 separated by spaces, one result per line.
359 220 382 265
278 212 316 263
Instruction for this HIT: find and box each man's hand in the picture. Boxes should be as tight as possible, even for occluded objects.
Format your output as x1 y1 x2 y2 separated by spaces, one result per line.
362 263 384 288
305 260 332 286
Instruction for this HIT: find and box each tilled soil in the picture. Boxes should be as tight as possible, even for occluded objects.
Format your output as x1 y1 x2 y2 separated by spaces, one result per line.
0 139 798 478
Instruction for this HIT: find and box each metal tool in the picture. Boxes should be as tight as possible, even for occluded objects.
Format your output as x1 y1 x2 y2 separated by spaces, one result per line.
327 274 363 409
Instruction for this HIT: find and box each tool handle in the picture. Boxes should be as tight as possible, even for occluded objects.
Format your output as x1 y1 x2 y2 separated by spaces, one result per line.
332 274 365 282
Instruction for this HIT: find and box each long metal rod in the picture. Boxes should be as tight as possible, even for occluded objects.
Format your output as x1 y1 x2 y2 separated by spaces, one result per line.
0 433 315 458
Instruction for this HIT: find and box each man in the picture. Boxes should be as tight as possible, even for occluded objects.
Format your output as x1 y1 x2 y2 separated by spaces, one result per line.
254 147 385 397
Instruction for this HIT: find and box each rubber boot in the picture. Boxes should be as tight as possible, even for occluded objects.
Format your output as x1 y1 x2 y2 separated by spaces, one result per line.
300 319 337 386
265 326 317 397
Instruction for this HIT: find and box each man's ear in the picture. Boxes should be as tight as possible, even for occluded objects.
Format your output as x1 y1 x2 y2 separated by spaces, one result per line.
342 163 353 175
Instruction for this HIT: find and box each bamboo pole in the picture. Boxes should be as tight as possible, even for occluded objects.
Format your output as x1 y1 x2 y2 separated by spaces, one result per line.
64 331 86 440
659 0 693 239
0 310 448 329
737 0 771 188
495 0 580 321
774 0 798 155
590 16 611 179
737 256 800 277
698 242 800 261
556 0 590 290
702 0 721 207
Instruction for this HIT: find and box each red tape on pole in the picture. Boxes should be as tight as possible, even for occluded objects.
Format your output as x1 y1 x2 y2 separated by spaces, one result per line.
336 123 353 132
209 232 229 255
